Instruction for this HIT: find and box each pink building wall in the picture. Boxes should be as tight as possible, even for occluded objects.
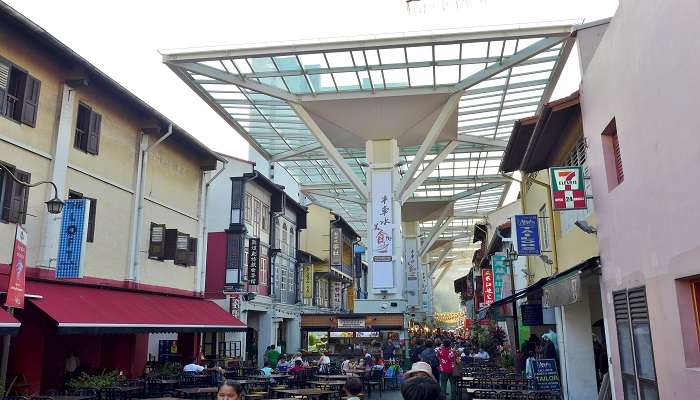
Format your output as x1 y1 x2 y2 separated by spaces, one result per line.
579 0 700 398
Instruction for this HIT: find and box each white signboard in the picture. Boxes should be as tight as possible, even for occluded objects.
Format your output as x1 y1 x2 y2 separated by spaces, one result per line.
337 318 366 329
331 281 343 310
371 170 394 288
405 238 419 306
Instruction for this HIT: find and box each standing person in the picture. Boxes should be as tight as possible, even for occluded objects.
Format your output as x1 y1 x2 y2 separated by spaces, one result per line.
401 376 444 400
318 351 331 374
267 345 281 367
383 339 395 361
411 339 425 364
436 340 457 400
419 340 439 382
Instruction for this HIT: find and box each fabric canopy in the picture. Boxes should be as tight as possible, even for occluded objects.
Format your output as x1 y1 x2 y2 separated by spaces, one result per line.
0 308 20 336
27 281 245 334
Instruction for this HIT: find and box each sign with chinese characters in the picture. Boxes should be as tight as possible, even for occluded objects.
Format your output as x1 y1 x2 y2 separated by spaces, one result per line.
514 214 541 255
330 227 342 266
481 268 495 307
337 318 366 329
247 238 260 285
492 252 508 301
5 225 27 308
405 238 418 279
347 284 355 311
331 281 342 309
229 293 241 319
371 170 394 288
303 265 313 299
56 199 90 278
550 166 587 211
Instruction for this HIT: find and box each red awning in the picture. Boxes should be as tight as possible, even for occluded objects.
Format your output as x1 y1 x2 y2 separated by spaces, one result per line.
26 281 245 334
0 308 20 336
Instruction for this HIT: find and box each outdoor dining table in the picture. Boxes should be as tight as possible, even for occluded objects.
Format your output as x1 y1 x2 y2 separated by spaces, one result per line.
273 388 336 399
52 396 93 400
176 387 219 395
310 381 347 386
316 375 357 380
464 388 557 400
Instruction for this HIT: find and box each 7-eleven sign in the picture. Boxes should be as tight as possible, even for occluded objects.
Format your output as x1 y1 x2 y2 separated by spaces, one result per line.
550 166 587 211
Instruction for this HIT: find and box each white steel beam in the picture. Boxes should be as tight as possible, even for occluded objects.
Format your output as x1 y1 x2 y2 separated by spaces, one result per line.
301 175 507 192
452 36 566 92
399 92 463 196
400 140 458 204
175 62 300 103
290 103 368 200
457 135 509 148
449 182 504 202
433 261 454 289
430 246 452 277
537 36 576 114
421 215 453 257
270 143 322 162
301 189 366 207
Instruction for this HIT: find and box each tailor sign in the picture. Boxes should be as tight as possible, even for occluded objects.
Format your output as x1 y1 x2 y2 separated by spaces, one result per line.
5 225 28 309
550 166 587 211
56 199 90 278
514 214 541 255
371 170 394 288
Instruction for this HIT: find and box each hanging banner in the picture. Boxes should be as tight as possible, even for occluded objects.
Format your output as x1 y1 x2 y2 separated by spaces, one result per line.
492 252 508 301
347 284 355 311
247 238 260 285
550 166 587 211
230 293 241 319
303 265 313 299
481 268 495 307
371 170 394 288
331 281 343 309
56 199 90 278
405 238 418 280
514 214 541 255
330 227 342 267
5 225 28 308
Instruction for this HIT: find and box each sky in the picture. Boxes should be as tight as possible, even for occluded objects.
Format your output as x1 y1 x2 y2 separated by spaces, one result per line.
5 0 619 311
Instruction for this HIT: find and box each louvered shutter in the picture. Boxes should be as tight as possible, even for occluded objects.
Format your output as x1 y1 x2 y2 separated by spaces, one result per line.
164 229 179 260
613 134 624 184
187 237 198 266
86 197 96 242
20 75 40 127
7 169 30 224
86 111 101 155
175 232 190 265
148 223 166 259
0 60 9 116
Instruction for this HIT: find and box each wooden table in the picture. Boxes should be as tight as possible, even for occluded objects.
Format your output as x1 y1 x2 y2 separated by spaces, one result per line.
317 375 357 380
274 388 337 399
53 396 93 400
464 388 556 400
310 381 347 386
176 387 218 395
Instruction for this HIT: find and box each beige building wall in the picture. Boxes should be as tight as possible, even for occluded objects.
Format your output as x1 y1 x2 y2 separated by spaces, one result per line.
298 203 331 260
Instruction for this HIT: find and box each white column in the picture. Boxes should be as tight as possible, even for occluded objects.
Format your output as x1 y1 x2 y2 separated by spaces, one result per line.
37 84 75 267
286 317 301 354
258 311 273 367
366 139 404 299
558 298 598 400
403 221 420 308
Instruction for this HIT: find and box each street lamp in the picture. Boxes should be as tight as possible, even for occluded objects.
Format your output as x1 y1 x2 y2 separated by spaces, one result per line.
0 164 63 215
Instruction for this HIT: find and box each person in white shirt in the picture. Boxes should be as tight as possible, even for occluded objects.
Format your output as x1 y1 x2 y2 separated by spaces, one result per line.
318 352 331 374
65 351 80 374
474 348 490 360
341 358 352 373
183 358 206 373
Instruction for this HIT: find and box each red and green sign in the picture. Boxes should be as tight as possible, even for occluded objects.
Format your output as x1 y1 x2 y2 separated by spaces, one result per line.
550 166 587 211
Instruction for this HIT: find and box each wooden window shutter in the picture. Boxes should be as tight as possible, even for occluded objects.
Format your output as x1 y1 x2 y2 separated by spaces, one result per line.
7 169 30 224
148 223 166 259
86 111 101 155
613 291 629 322
0 60 9 116
164 228 179 260
187 237 198 266
86 197 97 242
175 232 190 265
627 287 648 324
20 75 40 127
612 133 624 184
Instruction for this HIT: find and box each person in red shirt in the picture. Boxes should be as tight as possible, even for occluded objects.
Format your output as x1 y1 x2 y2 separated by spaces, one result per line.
436 340 456 400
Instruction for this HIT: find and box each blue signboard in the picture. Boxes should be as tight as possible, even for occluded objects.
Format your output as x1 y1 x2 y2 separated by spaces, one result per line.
56 199 89 278
514 214 541 255
521 303 544 326
531 358 561 393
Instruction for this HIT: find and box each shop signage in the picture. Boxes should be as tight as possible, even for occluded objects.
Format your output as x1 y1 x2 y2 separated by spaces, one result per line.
56 199 90 278
337 318 365 329
481 268 495 306
520 303 544 326
331 281 342 309
531 359 562 393
302 265 313 299
330 227 342 266
405 238 418 279
550 166 587 211
247 238 260 285
5 225 28 309
347 285 354 311
543 274 581 308
514 214 541 255
492 252 508 301
371 170 394 288
230 293 241 319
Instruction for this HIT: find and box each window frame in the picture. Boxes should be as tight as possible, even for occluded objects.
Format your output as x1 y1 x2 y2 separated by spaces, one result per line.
74 102 101 155
602 118 624 190
253 198 261 237
538 205 549 250
244 193 252 222
68 190 97 243
0 58 40 127
261 204 269 233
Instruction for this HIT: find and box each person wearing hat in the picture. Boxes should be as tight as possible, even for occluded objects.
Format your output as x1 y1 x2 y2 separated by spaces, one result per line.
401 375 443 400
403 361 437 382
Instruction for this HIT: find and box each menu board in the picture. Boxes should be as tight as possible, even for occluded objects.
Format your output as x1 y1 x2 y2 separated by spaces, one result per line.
330 331 354 338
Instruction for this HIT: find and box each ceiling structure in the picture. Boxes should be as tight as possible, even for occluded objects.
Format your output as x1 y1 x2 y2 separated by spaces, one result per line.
163 24 575 262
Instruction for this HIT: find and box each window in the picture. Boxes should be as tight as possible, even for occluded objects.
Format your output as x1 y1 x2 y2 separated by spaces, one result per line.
259 256 268 285
244 193 252 222
693 280 700 350
614 287 658 399
155 226 197 266
538 205 549 250
275 219 281 248
289 227 295 255
602 118 624 190
74 102 101 155
0 163 30 224
0 58 40 127
68 191 97 242
230 180 243 224
148 223 166 259
261 205 269 232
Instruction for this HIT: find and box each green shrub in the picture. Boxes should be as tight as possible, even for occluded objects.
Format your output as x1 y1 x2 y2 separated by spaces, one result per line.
67 370 125 390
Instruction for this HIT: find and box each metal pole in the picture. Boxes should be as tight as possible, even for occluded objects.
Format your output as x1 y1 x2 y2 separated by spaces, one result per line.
508 256 520 349
0 308 14 384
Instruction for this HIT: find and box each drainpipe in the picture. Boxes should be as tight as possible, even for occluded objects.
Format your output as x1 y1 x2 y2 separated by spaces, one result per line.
196 160 228 294
127 124 173 283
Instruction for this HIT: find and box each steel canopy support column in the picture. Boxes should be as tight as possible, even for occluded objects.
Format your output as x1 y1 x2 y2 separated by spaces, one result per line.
290 103 368 200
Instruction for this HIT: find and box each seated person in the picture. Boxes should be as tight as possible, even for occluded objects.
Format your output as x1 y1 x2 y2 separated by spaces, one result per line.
277 357 290 372
403 362 437 383
260 362 273 376
400 375 444 400
183 358 205 373
288 359 305 374
344 377 364 400
341 357 353 373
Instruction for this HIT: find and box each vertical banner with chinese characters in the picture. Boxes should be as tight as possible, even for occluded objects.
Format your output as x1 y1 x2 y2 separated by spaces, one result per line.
247 238 260 285
550 166 587 211
492 252 508 301
481 268 495 308
330 281 342 309
5 225 28 308
303 265 313 299
371 170 394 288
229 293 241 319
56 199 90 278
514 214 541 255
330 227 342 267
347 284 355 311
405 238 419 306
